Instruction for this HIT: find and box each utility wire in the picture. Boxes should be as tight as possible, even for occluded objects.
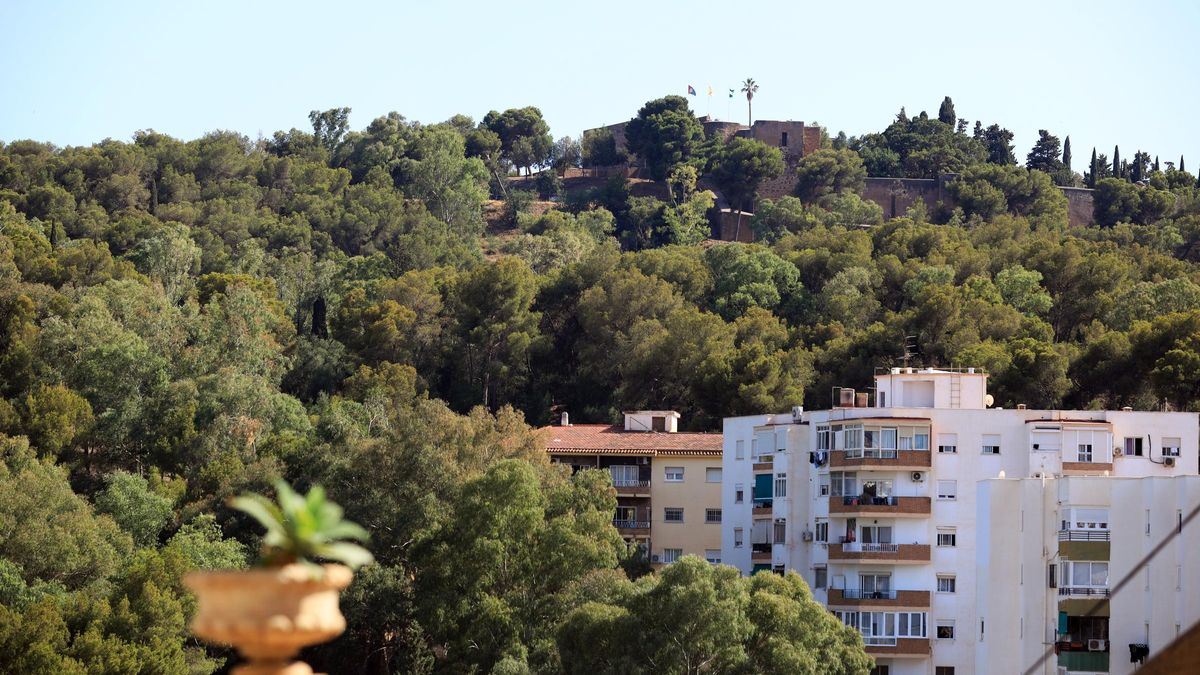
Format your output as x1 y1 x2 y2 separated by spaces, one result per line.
1021 498 1200 675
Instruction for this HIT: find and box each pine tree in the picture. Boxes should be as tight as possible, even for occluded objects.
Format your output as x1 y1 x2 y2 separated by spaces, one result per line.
972 121 983 139
1113 146 1121 179
1062 136 1072 171
938 96 956 126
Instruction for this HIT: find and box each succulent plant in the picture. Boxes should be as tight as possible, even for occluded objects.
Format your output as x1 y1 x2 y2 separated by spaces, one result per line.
231 480 373 571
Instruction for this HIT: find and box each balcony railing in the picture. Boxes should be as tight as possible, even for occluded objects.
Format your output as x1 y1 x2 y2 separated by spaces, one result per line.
753 498 773 509
613 520 650 529
751 542 772 553
845 448 898 459
1058 587 1110 597
612 479 650 488
1058 530 1110 542
841 542 898 553
839 588 897 600
843 495 898 506
862 636 898 646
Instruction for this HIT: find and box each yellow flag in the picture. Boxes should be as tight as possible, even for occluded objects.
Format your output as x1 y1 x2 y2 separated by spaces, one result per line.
707 85 714 97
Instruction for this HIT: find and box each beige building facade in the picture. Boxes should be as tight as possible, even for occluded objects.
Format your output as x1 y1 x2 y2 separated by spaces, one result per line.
542 411 723 566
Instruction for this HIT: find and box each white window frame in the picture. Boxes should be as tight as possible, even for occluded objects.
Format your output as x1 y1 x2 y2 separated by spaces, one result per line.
814 565 828 589
774 473 787 498
734 484 744 504
705 467 722 482
704 549 721 564
815 519 828 543
733 527 744 548
937 576 956 593
936 480 957 500
936 621 955 640
662 548 682 564
1163 437 1181 457
937 529 957 547
664 466 684 482
982 434 1001 455
1124 436 1144 457
735 440 745 460
664 507 684 523
938 433 958 454
1077 443 1093 463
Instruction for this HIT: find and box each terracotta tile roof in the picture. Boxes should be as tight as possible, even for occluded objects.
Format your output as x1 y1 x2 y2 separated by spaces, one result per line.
540 424 723 457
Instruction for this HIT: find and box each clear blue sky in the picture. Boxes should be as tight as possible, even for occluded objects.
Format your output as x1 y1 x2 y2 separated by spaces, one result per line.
2 0 1198 171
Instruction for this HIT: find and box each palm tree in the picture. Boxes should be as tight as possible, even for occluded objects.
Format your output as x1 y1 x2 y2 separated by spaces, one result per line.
741 78 758 127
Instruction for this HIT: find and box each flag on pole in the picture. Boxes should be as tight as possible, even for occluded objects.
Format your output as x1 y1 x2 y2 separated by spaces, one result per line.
728 88 735 98
707 85 714 97
687 85 696 96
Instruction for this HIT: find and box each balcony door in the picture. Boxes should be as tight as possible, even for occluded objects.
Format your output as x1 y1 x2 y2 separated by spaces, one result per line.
861 525 893 544
860 573 892 597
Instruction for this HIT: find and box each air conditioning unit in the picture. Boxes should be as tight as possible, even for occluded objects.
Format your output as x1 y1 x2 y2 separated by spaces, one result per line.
802 531 814 542
791 405 804 419
1114 446 1123 457
1088 639 1107 652
1164 457 1176 467
911 471 925 482
651 554 661 563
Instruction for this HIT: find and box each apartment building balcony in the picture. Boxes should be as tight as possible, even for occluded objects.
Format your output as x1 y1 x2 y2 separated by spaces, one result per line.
828 542 931 564
862 637 931 658
752 499 773 516
613 519 650 536
827 589 930 608
612 479 651 497
1056 649 1109 673
751 542 772 563
1058 529 1111 562
1058 587 1110 598
1062 461 1114 476
829 495 931 518
828 449 931 471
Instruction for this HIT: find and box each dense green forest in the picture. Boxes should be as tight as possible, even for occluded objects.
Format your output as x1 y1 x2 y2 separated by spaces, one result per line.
0 95 1199 674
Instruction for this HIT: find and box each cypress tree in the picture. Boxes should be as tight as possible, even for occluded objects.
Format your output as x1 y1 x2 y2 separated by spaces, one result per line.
1088 147 1098 188
1154 155 1160 172
1063 136 1072 171
1181 156 1186 172
938 96 956 126
1113 146 1121 179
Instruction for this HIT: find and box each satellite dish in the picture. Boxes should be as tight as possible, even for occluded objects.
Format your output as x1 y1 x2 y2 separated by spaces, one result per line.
984 394 995 407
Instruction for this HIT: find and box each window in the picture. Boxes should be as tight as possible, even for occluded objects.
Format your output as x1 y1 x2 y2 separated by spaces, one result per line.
860 573 892 595
831 472 858 497
937 480 957 500
735 440 745 460
1077 443 1093 463
871 667 890 675
705 508 722 524
938 433 958 453
815 519 828 543
665 466 684 482
1163 437 1181 457
982 434 1001 454
860 525 893 544
913 431 930 450
781 131 789 147
1061 507 1109 531
1048 564 1057 588
664 508 684 523
734 483 744 503
814 565 827 589
817 426 831 451
774 473 787 498
937 528 957 547
835 610 927 640
705 549 721 564
773 519 786 544
881 428 898 450
1062 561 1108 589
818 481 830 496
1124 436 1144 456
609 465 640 486
651 416 666 431
750 438 758 458
662 548 682 563
733 527 744 548
936 622 955 639
937 576 956 593
705 467 722 482
935 668 955 675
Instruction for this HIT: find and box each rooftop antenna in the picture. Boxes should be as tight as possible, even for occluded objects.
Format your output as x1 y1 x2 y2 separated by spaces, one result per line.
902 335 918 369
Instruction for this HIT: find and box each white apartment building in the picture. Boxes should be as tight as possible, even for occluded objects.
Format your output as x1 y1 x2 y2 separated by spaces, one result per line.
721 367 1199 675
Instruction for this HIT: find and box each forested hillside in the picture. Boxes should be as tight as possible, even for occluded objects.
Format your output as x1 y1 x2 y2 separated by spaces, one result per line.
1 98 1199 673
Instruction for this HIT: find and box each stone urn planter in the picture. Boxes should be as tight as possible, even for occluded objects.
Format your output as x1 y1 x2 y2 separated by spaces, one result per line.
185 563 354 675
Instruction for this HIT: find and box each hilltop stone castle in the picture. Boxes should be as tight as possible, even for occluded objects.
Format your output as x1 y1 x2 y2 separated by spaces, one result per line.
584 118 1095 238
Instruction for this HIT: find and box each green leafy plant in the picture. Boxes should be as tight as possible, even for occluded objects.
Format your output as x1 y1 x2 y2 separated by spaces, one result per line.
231 480 374 571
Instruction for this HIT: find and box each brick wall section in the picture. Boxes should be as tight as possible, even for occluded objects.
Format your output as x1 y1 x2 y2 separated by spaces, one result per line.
827 589 932 608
